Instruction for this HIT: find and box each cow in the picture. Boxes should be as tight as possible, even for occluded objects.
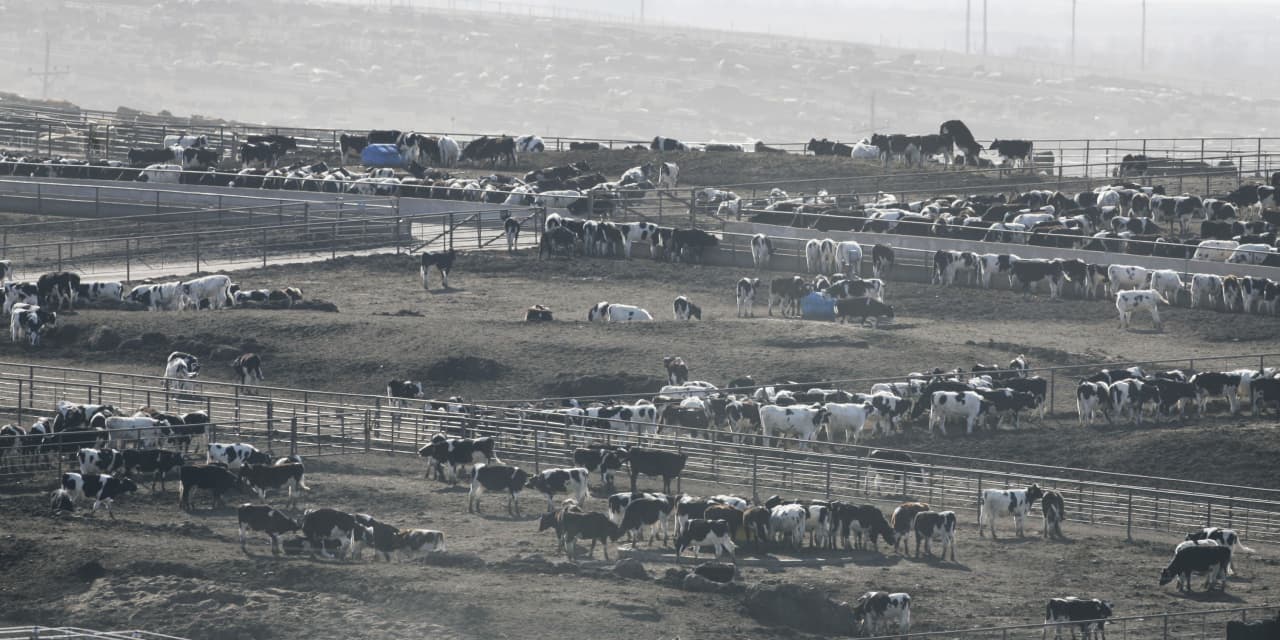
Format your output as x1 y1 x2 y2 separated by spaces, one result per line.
301 508 372 560
163 352 200 393
769 503 807 549
1193 239 1239 262
240 462 310 506
940 120 981 164
750 234 772 268
891 502 931 554
573 446 625 492
587 301 653 322
1041 490 1067 539
625 447 686 494
1116 289 1169 331
928 391 993 435
1226 616 1280 640
989 139 1035 170
913 510 958 560
979 484 1044 537
75 281 123 304
674 518 736 564
468 463 529 516
871 243 896 280
3 282 39 315
207 442 271 470
1076 381 1111 427
232 353 265 387
835 297 894 327
1146 270 1184 304
1043 598 1113 640
1159 544 1232 592
1185 527 1256 576
417 435 497 484
60 472 138 517
420 249 457 290
527 467 590 512
736 277 760 317
831 503 896 551
823 402 878 443
1191 274 1223 309
663 356 689 386
177 274 232 311
651 136 688 152
672 296 702 320
36 272 80 310
760 404 829 449
178 464 245 510
853 592 912 637
933 250 979 286
9 304 55 346
237 504 300 555
1106 265 1150 295
768 276 810 317
111 448 185 492
556 509 621 560
1010 259 1069 298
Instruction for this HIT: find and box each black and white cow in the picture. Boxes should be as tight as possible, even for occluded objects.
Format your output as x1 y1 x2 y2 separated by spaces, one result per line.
61 472 138 517
120 448 185 491
853 591 912 637
872 243 895 279
36 271 80 310
572 445 626 492
750 234 773 268
1010 259 1069 298
232 352 264 387
979 483 1044 537
527 467 589 511
832 503 896 551
179 464 246 510
913 510 957 560
1186 527 1255 575
1041 490 1067 539
835 297 894 327
238 504 301 555
674 518 736 563
469 463 529 516
302 507 372 560
414 247 460 290
9 304 56 346
418 435 497 483
736 277 761 318
663 356 689 385
989 139 1035 170
207 442 271 470
1160 544 1232 592
240 462 310 506
1044 597 1113 640
928 391 994 435
672 295 702 320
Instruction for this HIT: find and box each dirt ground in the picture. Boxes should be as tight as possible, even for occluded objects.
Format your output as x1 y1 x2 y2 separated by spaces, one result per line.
3 250 1280 639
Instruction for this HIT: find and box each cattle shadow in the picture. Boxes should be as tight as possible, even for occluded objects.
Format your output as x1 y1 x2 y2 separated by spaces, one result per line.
1123 327 1164 335
1176 590 1245 604
869 322 917 331
984 535 1039 546
431 485 471 494
425 287 466 296
902 555 971 571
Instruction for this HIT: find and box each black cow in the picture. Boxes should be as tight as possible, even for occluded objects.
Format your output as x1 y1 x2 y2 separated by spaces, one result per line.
651 136 688 152
669 229 718 263
1226 614 1280 640
872 243 895 279
1010 259 1068 297
339 133 369 159
37 271 80 310
238 504 300 555
127 148 173 167
976 389 1039 429
302 508 372 559
178 464 245 510
835 297 894 326
625 447 686 494
573 445 626 492
568 141 602 151
754 141 788 154
939 120 981 164
618 496 670 545
1041 490 1067 538
469 464 528 516
989 139 1035 168
867 449 926 487
120 448 185 491
560 510 621 560
419 435 496 483
420 249 456 290
831 502 896 551
1160 545 1232 592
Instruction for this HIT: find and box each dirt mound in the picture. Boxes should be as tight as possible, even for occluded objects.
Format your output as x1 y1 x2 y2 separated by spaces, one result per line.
763 336 869 349
72 560 105 582
426 356 506 382
743 582 857 636
543 373 665 398
87 326 122 351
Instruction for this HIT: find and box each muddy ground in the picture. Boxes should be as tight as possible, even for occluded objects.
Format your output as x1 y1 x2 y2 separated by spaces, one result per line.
2 250 1279 639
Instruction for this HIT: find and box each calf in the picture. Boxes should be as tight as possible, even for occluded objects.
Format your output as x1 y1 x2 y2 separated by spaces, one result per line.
768 276 810 317
674 518 736 563
736 277 761 317
928 391 993 435
240 462 310 506
1116 289 1169 331
420 249 457 290
389 529 447 560
1044 597 1113 640
769 503 807 549
527 467 590 512
891 502 931 554
979 483 1045 538
179 464 245 510
207 442 271 470
672 296 701 321
121 448 185 492
469 463 528 516
60 472 138 517
587 301 653 322
1041 490 1067 539
835 297 894 326
619 497 672 546
833 502 896 551
238 504 300 555
232 353 265 386
913 510 957 560
572 446 625 492
853 592 912 637
750 234 772 268
78 447 124 475
1160 544 1232 592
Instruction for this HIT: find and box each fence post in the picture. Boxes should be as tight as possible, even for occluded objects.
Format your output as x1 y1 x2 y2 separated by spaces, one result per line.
266 401 274 447
262 227 268 267
534 430 541 473
751 453 759 504
1126 489 1133 541
339 409 346 454
448 213 454 251
332 222 338 260
825 460 831 500
676 443 683 493
1049 368 1056 416
476 212 482 247
57 243 62 272
125 239 131 282
1163 614 1169 640
155 190 161 215
1084 140 1090 178
1228 496 1233 528
289 415 298 456
17 379 23 425
1207 500 1213 527
363 410 371 452
195 234 201 273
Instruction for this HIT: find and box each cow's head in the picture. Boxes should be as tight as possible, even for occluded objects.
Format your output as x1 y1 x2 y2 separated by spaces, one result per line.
1025 484 1044 504
1158 566 1177 586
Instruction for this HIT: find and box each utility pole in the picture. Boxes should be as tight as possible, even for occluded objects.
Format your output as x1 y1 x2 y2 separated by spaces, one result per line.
639 0 644 23
27 32 70 100
965 0 971 55
982 0 989 57
1071 0 1077 66
1140 0 1147 71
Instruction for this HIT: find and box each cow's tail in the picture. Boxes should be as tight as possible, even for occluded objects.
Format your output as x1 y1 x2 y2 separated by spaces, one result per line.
1236 540 1257 554
296 468 311 491
1154 290 1171 305
419 264 428 289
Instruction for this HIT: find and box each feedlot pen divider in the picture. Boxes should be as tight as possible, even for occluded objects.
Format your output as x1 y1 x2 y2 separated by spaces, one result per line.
3 358 1280 547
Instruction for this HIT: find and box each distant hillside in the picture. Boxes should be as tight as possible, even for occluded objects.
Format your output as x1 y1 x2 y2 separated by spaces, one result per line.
1 0 1275 142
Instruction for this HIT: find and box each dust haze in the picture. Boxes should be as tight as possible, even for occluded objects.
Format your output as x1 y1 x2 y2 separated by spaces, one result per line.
0 0 1276 142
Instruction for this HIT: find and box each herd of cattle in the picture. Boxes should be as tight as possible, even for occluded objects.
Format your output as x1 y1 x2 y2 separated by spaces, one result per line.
805 121 1036 172
17 397 1265 638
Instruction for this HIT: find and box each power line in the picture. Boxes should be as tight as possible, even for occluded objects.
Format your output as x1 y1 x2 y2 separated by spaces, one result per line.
27 32 70 100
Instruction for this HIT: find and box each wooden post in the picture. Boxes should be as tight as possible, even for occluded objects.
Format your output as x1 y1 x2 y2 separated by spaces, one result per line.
289 414 298 456
363 410 371 452
534 430 541 473
1126 489 1133 541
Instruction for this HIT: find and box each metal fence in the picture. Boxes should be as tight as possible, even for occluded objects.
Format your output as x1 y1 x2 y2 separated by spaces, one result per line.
863 605 1279 640
0 628 189 640
3 357 1279 546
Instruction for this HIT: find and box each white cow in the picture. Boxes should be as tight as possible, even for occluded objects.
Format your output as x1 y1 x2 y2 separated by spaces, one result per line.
618 221 660 259
750 234 772 269
836 241 863 277
736 277 760 317
534 190 584 210
760 404 829 449
104 416 163 449
437 136 460 167
768 503 807 549
1106 264 1150 295
1146 269 1184 303
1227 243 1276 265
513 134 544 154
137 163 182 184
1193 240 1239 262
927 391 992 435
1190 274 1223 309
1076 381 1111 427
163 351 200 393
586 302 653 323
78 281 124 303
1116 289 1169 330
823 402 878 443
163 134 207 148
979 484 1044 538
3 282 38 315
853 592 912 638
128 283 182 311
804 239 822 273
179 274 233 311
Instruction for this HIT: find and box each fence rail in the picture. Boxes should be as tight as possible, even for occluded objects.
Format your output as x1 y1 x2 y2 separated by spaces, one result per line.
862 605 1279 640
3 357 1280 546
